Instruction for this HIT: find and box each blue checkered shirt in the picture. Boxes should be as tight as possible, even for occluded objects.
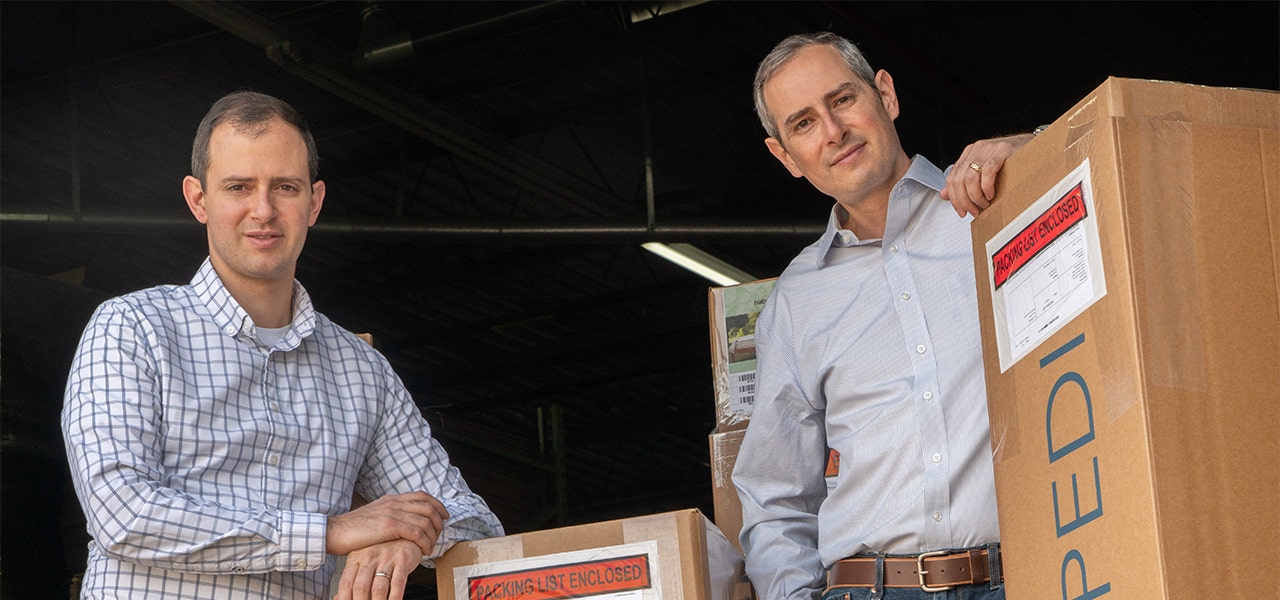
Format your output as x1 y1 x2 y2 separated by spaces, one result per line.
62 258 503 598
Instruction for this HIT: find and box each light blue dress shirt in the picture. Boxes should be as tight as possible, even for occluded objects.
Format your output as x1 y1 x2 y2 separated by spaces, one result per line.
733 156 1000 600
62 258 503 599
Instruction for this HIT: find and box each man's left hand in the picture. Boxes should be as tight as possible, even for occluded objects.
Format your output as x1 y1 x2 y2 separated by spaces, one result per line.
941 133 1034 218
334 539 422 600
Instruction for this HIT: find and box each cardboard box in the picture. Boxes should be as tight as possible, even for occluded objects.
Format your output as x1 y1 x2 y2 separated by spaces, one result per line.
971 77 1280 599
707 279 776 432
436 508 750 600
708 429 746 555
710 430 838 557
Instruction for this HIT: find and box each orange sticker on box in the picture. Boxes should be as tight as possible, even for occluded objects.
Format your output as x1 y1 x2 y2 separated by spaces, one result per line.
467 554 652 600
991 182 1088 289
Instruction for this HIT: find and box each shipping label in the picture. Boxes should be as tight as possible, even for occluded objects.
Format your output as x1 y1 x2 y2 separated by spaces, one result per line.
985 159 1107 372
453 541 662 600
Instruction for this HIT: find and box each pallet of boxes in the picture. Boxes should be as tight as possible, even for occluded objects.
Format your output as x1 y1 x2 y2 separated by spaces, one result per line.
705 280 839 600
969 77 1279 598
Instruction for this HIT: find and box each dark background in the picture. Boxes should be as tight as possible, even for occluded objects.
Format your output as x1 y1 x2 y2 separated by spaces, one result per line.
3 1 1277 597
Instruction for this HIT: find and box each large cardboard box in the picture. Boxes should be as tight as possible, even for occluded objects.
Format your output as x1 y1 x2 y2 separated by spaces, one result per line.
436 509 750 600
970 77 1279 598
707 279 776 432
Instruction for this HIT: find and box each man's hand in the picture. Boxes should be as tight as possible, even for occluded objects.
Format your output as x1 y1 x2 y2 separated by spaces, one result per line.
334 539 422 600
941 133 1034 218
326 491 449 557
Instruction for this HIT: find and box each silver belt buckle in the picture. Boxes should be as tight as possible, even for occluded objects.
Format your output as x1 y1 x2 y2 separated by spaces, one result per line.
916 550 957 592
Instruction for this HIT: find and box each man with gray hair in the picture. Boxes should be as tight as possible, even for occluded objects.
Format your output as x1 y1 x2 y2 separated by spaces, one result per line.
733 32 1030 599
62 90 502 600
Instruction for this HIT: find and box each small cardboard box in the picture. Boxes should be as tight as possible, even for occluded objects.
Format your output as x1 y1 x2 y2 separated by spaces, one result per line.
971 77 1279 599
436 509 750 600
707 279 777 432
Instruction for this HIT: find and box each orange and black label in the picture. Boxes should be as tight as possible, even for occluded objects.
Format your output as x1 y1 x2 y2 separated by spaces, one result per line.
991 182 1088 290
467 554 652 599
825 449 840 478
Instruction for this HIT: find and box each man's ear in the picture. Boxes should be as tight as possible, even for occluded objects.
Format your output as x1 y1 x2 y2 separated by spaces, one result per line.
765 137 805 179
308 180 325 227
182 176 208 224
875 69 901 121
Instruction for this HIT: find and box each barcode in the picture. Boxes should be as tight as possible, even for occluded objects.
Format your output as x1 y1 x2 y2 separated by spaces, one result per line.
736 384 756 394
737 373 756 381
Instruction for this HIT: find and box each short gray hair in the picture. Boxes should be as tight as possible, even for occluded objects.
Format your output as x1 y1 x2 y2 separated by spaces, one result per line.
752 32 877 139
191 91 320 185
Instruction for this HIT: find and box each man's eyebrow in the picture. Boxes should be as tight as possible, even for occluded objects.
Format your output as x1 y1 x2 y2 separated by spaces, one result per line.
215 176 307 185
823 82 860 104
782 105 815 130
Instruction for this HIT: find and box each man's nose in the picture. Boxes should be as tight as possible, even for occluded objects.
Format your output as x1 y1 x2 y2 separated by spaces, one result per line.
823 113 848 144
249 189 275 221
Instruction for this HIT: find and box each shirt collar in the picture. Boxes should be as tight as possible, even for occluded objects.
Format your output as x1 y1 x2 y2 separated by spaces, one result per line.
191 257 316 348
813 155 946 267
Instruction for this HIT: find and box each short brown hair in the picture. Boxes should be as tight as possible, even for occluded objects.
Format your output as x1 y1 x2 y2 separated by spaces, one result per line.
191 91 320 184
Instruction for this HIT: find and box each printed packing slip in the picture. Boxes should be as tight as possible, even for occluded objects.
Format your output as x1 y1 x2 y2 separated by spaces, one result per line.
970 77 1279 599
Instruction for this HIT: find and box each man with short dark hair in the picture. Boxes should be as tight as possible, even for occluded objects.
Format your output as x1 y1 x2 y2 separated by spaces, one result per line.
733 32 1030 600
62 91 502 600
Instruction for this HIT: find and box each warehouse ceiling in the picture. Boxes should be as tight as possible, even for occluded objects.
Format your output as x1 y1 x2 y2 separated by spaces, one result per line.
2 0 1277 593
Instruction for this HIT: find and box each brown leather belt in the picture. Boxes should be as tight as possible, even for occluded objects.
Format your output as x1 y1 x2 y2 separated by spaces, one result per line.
828 548 1000 592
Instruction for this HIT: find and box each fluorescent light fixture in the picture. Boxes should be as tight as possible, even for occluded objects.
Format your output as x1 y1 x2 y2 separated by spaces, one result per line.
642 242 757 286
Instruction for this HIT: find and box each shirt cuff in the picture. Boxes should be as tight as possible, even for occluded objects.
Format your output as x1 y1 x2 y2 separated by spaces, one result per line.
278 511 327 571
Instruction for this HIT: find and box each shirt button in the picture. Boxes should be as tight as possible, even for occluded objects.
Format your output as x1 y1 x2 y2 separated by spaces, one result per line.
923 391 934 401
270 403 280 412
296 559 307 568
917 344 927 354
933 512 943 522
932 453 942 463
901 292 911 301
268 454 280 466
224 326 236 335
889 245 899 254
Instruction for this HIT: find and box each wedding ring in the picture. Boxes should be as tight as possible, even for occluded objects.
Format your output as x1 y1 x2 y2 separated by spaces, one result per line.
374 572 391 579
968 162 983 173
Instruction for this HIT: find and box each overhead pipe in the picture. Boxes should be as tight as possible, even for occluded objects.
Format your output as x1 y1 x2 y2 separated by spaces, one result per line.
0 211 821 244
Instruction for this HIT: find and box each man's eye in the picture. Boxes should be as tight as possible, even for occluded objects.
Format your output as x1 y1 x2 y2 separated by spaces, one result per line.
279 184 298 193
227 184 247 192
793 118 813 132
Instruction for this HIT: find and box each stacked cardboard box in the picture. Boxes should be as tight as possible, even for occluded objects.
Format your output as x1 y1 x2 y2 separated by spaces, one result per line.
435 509 748 600
970 77 1279 598
706 279 838 572
706 279 775 558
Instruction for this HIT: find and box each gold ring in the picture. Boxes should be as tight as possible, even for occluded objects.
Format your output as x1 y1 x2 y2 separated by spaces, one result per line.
968 162 983 173
374 572 391 579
